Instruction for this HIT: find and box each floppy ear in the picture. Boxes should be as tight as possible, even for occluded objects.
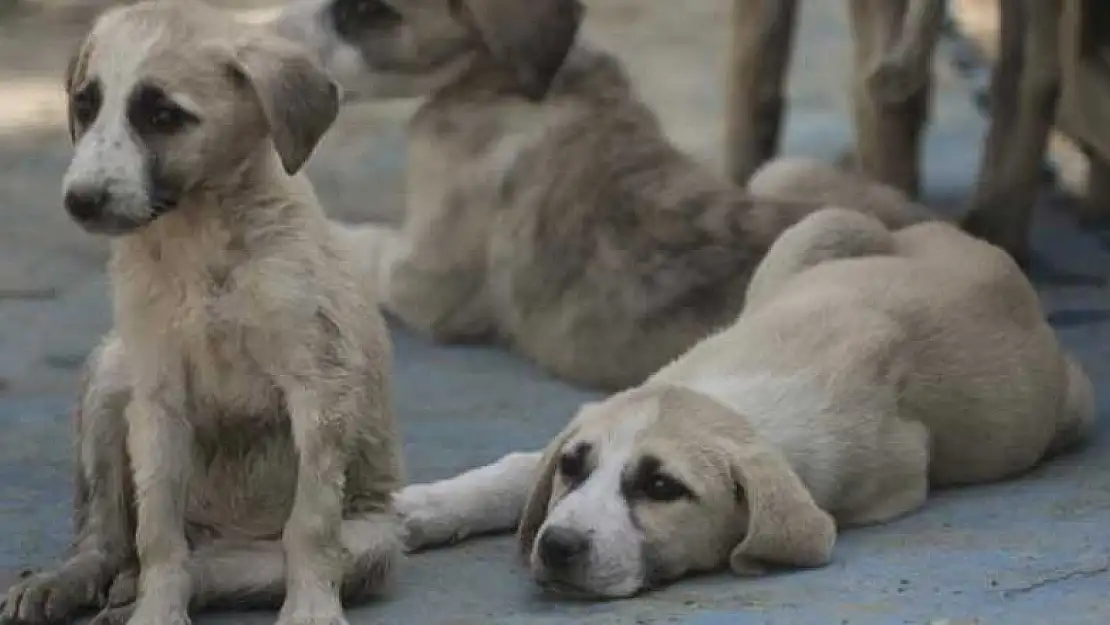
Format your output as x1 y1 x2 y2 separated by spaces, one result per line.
655 386 835 575
516 418 583 561
726 433 836 575
64 38 95 143
230 35 340 175
456 0 585 101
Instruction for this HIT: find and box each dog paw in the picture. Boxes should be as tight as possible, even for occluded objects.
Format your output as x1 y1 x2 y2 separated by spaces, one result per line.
125 603 190 625
1 567 103 624
277 588 349 625
395 488 469 551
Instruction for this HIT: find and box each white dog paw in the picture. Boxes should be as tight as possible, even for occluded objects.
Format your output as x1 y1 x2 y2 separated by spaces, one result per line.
277 589 349 625
395 488 469 551
126 605 190 625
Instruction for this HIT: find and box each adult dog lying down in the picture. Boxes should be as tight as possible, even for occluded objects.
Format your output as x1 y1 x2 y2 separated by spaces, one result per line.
276 0 936 391
395 209 1094 598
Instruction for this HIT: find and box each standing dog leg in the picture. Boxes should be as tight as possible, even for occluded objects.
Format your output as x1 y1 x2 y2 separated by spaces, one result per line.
2 339 134 625
724 0 799 186
847 0 933 197
963 0 1062 266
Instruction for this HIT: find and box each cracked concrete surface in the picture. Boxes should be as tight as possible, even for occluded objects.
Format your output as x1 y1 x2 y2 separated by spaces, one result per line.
2 1 1109 624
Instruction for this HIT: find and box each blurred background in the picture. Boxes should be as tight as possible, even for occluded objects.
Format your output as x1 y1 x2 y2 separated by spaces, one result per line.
1 2 1108 624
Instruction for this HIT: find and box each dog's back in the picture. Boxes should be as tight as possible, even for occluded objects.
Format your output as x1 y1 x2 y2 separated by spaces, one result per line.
425 46 934 390
738 216 1093 487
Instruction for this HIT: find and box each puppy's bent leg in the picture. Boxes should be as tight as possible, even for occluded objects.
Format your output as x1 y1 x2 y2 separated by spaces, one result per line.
125 378 195 625
744 207 895 310
2 341 134 625
395 452 542 551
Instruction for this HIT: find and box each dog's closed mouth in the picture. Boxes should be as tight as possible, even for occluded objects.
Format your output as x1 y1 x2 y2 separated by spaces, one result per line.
535 578 635 602
73 212 149 236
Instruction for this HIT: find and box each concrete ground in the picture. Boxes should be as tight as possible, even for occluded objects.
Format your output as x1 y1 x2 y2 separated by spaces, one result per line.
2 1 1109 624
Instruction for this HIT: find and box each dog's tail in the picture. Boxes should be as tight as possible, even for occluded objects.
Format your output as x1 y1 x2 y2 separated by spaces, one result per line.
1046 354 1097 457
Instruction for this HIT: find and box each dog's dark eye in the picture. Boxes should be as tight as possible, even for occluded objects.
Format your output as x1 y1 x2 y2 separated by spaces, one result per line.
558 444 590 485
641 473 692 503
331 0 402 37
128 83 199 136
70 80 102 129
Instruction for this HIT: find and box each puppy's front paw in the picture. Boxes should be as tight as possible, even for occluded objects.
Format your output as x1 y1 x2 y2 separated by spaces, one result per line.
395 487 469 551
126 603 190 625
276 596 349 625
2 567 104 624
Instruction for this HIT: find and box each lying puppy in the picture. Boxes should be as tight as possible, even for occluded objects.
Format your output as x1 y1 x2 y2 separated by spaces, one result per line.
2 2 403 624
395 209 1094 598
275 0 936 392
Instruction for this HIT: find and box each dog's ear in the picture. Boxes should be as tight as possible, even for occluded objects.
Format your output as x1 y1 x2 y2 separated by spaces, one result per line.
725 428 836 576
455 0 584 101
64 37 95 143
656 387 835 575
516 414 587 560
230 35 340 175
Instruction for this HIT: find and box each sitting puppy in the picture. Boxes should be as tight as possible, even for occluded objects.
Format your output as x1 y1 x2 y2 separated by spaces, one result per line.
275 0 936 391
2 2 402 624
395 209 1094 598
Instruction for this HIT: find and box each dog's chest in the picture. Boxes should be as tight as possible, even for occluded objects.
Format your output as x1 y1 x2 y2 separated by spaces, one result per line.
114 242 284 419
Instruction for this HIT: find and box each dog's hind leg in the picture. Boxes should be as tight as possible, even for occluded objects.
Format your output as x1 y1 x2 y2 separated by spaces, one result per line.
2 337 135 625
744 207 896 310
395 452 542 551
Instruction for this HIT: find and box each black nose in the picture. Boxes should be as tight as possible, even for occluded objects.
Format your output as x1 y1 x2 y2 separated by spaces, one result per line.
538 527 589 569
64 187 109 221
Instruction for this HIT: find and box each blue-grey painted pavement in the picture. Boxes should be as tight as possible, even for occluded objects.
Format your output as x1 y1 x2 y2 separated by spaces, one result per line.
3 3 1110 625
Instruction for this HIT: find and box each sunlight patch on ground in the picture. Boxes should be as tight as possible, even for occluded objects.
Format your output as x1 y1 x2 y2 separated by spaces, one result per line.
0 78 65 135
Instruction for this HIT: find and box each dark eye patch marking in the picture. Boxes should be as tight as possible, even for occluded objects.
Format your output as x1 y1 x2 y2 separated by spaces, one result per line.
330 0 402 39
70 78 103 132
623 455 695 503
127 82 200 137
557 441 593 489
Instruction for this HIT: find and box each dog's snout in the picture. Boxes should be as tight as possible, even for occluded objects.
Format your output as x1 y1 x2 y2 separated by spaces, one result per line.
64 186 110 222
538 527 590 569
